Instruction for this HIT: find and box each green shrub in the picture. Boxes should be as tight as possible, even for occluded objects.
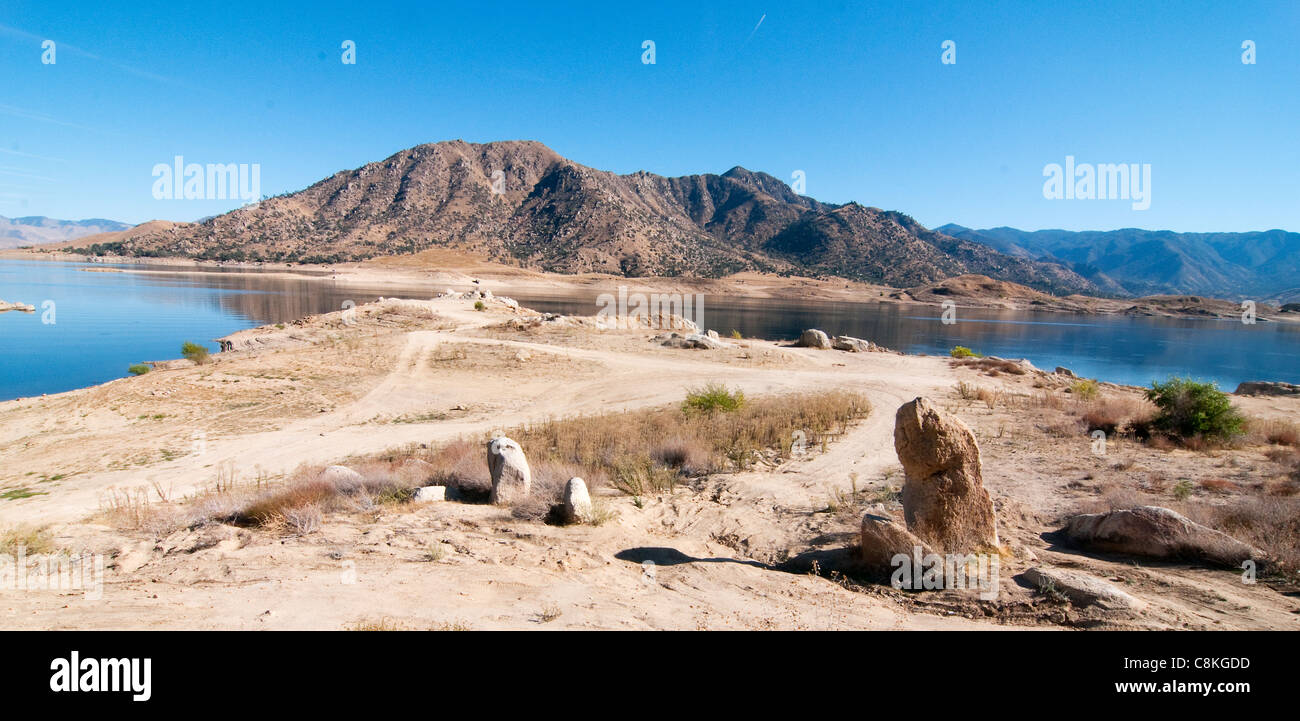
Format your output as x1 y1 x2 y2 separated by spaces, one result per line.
1145 376 1244 442
950 346 982 358
181 341 210 364
127 364 151 376
474 300 486 311
682 383 746 414
1070 379 1100 400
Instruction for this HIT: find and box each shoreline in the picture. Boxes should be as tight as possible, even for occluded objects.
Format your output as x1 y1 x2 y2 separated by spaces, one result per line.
5 247 1296 323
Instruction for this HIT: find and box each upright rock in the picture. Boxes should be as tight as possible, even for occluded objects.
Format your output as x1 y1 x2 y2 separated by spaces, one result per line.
796 329 832 349
894 397 999 552
487 436 531 504
563 477 594 524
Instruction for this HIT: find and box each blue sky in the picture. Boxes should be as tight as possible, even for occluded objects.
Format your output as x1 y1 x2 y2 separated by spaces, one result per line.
2 0 1297 232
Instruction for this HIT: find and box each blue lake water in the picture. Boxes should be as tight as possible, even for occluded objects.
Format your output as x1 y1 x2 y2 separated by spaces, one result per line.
0 258 1296 401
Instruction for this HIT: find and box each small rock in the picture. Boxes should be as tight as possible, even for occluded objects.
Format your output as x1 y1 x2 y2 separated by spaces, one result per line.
563 477 594 524
796 329 832 349
859 514 933 569
411 486 446 503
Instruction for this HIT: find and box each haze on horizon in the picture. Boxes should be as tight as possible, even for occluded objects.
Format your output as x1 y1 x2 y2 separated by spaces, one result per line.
2 0 1297 233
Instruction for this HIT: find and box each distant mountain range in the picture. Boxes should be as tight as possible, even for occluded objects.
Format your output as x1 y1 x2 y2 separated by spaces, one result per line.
40 141 1295 304
0 216 131 249
938 225 1300 304
60 140 1098 296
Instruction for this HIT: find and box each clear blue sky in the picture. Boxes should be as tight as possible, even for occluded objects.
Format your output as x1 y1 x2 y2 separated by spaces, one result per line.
2 0 1297 232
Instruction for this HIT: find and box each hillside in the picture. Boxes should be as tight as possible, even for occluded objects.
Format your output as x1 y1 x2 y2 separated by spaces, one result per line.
62 140 1097 295
939 224 1300 303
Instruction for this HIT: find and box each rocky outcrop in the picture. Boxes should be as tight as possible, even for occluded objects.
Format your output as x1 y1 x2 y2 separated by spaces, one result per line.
487 437 531 504
1061 506 1263 567
0 300 35 313
657 332 730 349
796 329 832 349
1235 381 1300 397
1022 567 1146 612
562 477 593 524
894 397 999 552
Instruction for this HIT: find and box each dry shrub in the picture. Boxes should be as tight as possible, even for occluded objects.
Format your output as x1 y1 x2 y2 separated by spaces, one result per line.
950 357 1026 375
1077 395 1156 437
1179 497 1300 574
0 525 56 555
1247 417 1300 447
499 389 870 499
1197 478 1239 494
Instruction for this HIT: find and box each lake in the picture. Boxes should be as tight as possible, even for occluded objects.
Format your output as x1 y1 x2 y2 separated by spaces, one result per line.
1 258 1296 401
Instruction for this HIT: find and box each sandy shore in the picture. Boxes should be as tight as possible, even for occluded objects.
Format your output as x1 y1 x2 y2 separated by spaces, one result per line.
1 289 1297 630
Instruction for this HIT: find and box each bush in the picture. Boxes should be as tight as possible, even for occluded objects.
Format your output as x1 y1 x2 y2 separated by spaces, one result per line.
1070 379 1100 400
474 300 486 311
682 383 746 414
127 363 151 376
181 341 210 364
950 346 982 358
1145 376 1244 442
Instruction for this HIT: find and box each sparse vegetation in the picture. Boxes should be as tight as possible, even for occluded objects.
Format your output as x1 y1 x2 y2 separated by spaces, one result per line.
950 345 982 358
1069 379 1100 400
0 525 56 554
682 383 746 414
127 363 151 376
474 300 486 311
181 341 210 364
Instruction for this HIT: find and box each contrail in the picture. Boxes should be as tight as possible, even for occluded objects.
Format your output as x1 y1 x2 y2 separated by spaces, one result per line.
744 14 766 44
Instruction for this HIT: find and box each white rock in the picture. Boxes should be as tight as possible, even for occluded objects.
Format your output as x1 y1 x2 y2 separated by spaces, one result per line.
563 477 593 524
411 486 446 503
487 436 531 504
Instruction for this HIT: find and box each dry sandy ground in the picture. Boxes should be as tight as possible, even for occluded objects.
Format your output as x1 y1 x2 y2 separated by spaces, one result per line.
1 291 1297 630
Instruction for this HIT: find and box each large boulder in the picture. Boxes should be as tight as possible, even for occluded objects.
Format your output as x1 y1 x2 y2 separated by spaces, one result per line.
487 437 531 504
1062 505 1262 567
859 514 933 569
796 329 832 349
894 397 999 552
563 477 594 524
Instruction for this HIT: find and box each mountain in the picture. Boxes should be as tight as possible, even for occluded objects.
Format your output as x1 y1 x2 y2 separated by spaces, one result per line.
938 224 1300 303
61 140 1097 295
0 216 131 249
